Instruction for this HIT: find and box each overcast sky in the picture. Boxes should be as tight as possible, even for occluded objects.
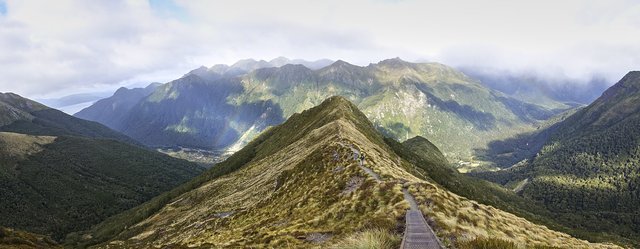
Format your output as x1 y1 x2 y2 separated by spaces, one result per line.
1 0 639 98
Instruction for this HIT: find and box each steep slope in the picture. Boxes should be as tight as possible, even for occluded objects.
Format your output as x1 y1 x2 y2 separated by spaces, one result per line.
0 93 136 144
74 97 615 249
74 83 160 129
477 71 640 245
117 75 285 149
79 58 567 165
0 93 204 240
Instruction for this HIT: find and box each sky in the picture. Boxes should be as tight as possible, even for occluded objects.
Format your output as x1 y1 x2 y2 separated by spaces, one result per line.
0 0 639 99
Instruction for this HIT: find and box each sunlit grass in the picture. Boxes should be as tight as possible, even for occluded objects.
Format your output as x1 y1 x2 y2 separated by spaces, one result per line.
330 228 400 249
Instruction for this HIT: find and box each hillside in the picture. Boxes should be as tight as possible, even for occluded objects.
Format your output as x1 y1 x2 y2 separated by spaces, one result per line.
0 93 204 240
74 83 160 129
75 57 333 130
76 58 569 165
477 71 640 245
72 96 616 249
0 93 137 144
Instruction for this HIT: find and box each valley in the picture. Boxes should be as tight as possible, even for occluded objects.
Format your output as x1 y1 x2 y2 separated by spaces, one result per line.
2 1 639 248
156 147 232 167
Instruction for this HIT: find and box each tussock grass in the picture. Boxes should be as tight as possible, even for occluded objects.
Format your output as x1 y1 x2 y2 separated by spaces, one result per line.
330 228 400 249
457 238 518 249
457 237 566 249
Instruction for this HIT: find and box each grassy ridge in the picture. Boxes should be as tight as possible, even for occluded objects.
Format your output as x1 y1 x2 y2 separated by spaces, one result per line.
67 96 383 247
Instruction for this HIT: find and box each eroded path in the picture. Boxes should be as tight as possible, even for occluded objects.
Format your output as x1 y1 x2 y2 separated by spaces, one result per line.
337 141 381 182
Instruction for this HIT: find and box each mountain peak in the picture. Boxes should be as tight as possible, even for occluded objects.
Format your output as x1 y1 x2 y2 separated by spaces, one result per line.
146 82 162 90
279 63 310 70
322 95 353 107
328 59 357 68
619 71 640 87
113 86 130 95
377 57 409 66
231 58 257 67
599 70 640 101
0 92 48 112
317 95 356 115
269 56 291 66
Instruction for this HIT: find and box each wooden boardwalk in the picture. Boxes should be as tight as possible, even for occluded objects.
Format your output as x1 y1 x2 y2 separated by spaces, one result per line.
338 140 442 249
401 189 443 249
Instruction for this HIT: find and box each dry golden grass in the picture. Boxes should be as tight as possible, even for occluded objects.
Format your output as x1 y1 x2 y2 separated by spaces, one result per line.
0 132 55 159
329 228 400 249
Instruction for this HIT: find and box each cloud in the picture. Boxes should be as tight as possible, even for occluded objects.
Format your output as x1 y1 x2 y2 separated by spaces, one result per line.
0 1 6 16
0 0 639 98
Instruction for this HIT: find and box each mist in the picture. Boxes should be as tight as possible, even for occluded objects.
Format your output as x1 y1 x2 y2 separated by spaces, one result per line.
0 0 638 99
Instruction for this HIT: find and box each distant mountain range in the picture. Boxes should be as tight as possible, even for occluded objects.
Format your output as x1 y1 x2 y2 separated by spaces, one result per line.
71 97 613 249
460 68 610 107
36 92 113 115
0 92 203 240
76 57 571 165
476 71 640 246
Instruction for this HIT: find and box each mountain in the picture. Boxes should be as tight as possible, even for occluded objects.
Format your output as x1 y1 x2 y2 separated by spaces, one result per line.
476 71 640 245
0 92 137 144
0 93 204 240
77 58 569 166
184 57 334 80
71 97 616 248
75 83 161 130
115 74 285 149
36 92 112 115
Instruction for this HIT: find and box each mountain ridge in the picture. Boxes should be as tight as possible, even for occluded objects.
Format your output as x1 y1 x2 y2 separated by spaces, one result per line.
76 58 569 166
74 96 617 248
